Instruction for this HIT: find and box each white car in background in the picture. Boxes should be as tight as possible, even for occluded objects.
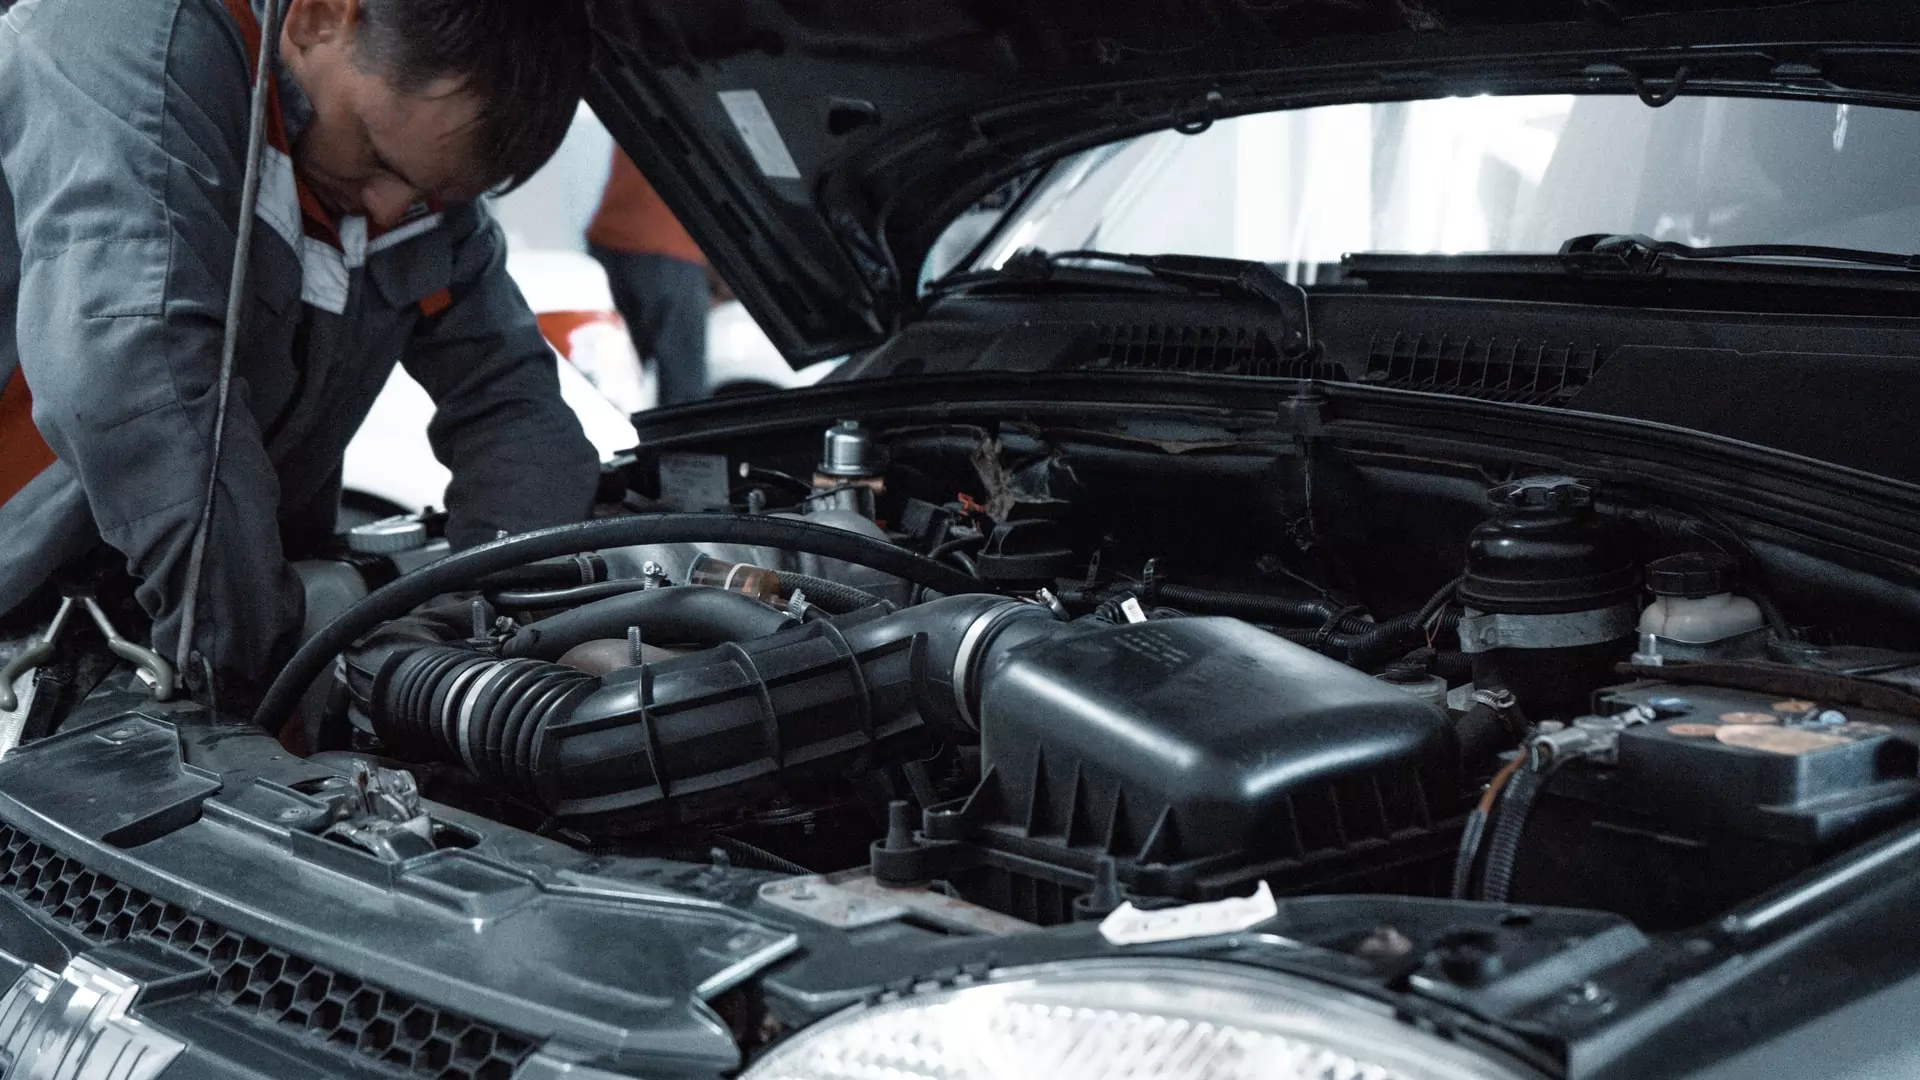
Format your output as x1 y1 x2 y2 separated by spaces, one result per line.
343 249 839 514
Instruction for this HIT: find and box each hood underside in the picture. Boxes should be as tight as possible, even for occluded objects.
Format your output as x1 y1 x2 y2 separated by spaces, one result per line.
581 0 1920 362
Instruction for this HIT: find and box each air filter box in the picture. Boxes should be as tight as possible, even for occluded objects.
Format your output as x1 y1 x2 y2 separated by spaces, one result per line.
873 617 1461 922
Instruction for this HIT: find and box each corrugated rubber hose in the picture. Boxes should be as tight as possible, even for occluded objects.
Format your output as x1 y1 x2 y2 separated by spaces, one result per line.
252 513 987 732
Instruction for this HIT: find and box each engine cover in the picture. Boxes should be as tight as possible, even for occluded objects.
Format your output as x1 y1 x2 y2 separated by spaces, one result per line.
873 617 1462 923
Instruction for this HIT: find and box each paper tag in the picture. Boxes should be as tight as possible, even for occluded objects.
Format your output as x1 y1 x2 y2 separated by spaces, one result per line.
718 90 802 179
657 452 732 511
1119 596 1148 624
1099 881 1278 946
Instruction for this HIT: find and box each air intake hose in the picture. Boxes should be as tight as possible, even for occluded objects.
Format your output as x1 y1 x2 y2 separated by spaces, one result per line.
348 596 1048 829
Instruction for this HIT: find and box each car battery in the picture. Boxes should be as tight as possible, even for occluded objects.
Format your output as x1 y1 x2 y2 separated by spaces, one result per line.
1511 682 1920 930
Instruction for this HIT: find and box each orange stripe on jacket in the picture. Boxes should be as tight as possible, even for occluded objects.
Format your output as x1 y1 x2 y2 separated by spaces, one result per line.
0 374 57 506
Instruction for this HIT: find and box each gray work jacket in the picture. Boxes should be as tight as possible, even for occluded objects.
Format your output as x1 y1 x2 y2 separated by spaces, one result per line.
0 0 601 686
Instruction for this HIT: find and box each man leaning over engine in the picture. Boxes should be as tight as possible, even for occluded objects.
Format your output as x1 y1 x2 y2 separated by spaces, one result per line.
0 0 602 711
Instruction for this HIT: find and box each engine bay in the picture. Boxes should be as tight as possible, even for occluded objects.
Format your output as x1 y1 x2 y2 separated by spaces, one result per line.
7 391 1920 1077
258 411 1920 938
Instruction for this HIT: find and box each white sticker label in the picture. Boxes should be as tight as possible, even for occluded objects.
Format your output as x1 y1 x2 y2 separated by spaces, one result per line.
718 89 802 180
657 452 732 511
1099 881 1279 946
1119 596 1148 624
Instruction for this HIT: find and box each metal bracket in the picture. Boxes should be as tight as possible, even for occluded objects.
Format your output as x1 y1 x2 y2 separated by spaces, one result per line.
320 760 435 861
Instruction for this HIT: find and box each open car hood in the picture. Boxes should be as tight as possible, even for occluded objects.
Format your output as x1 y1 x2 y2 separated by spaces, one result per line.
582 0 1920 363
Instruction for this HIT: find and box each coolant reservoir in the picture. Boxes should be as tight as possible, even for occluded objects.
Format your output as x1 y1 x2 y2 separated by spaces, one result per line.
1638 553 1764 643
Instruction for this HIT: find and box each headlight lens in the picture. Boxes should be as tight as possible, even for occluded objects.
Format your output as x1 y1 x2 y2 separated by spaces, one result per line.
742 959 1537 1080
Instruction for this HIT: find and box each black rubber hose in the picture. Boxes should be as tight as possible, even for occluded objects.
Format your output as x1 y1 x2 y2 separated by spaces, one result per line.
1265 577 1463 664
491 580 650 610
779 573 892 615
474 555 608 592
254 514 986 732
501 586 795 660
1479 765 1553 903
1152 584 1342 626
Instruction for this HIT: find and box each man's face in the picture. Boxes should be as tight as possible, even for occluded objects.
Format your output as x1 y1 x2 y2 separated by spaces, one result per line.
279 0 490 230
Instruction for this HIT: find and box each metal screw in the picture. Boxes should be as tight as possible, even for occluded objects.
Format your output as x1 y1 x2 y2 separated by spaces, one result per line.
790 879 815 901
276 808 305 822
1816 709 1848 726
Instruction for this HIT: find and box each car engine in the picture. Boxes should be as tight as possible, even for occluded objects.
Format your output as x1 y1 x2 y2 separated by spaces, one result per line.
239 415 1920 936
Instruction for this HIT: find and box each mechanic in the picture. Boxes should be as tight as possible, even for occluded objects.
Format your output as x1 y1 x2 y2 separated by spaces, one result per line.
0 0 602 709
587 148 713 407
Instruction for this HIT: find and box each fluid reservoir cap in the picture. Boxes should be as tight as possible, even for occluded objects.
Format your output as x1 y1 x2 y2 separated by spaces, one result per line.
347 515 428 554
1494 475 1593 512
819 420 878 478
1647 552 1736 599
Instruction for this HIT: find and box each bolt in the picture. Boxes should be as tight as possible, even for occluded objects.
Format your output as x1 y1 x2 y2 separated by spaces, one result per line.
883 800 916 852
1357 926 1415 959
1434 931 1504 987
1816 709 1848 726
1563 981 1612 1008
276 808 305 822
790 879 815 901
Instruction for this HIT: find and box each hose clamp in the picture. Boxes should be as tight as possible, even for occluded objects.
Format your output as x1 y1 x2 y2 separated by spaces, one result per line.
1457 603 1639 654
951 602 1039 732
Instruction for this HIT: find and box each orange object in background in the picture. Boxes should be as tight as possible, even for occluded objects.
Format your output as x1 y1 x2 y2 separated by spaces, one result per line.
536 310 626 362
587 151 706 265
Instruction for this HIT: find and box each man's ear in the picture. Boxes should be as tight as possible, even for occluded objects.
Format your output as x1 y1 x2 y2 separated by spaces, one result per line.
282 0 360 56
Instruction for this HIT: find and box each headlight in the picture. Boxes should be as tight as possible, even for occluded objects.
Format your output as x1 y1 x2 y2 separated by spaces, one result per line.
742 958 1538 1080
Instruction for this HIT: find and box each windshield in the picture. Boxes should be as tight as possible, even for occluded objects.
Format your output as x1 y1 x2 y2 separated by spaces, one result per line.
964 94 1920 279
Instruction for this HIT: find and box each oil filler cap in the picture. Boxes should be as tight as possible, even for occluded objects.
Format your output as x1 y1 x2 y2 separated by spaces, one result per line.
347 515 428 554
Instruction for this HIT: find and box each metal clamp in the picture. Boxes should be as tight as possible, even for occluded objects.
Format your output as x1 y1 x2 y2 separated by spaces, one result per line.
1458 603 1640 655
0 593 175 712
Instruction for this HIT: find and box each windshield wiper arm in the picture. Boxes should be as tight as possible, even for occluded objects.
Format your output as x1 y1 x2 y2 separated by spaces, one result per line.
944 248 1315 356
1566 233 1920 272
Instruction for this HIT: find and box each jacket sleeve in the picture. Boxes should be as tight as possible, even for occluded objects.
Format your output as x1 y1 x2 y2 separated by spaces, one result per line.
402 207 601 550
0 0 304 686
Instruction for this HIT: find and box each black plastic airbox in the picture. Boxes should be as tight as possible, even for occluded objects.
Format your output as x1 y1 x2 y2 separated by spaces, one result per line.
873 617 1461 922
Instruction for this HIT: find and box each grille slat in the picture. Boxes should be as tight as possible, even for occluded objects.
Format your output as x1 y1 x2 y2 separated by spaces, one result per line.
1088 324 1344 380
0 824 535 1080
1364 333 1605 406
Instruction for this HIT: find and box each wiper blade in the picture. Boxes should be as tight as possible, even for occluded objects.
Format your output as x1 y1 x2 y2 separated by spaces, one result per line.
1565 233 1920 272
1342 234 1920 290
939 249 1315 356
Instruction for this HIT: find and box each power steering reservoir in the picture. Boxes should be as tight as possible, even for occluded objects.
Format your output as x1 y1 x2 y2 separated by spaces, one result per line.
1458 477 1639 718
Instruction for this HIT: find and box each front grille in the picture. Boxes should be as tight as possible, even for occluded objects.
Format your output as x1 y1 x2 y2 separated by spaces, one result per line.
1090 324 1343 380
0 825 536 1080
1363 333 1606 406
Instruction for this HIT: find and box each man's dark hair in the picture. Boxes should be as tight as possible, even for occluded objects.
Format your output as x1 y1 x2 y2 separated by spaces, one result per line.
355 0 593 193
